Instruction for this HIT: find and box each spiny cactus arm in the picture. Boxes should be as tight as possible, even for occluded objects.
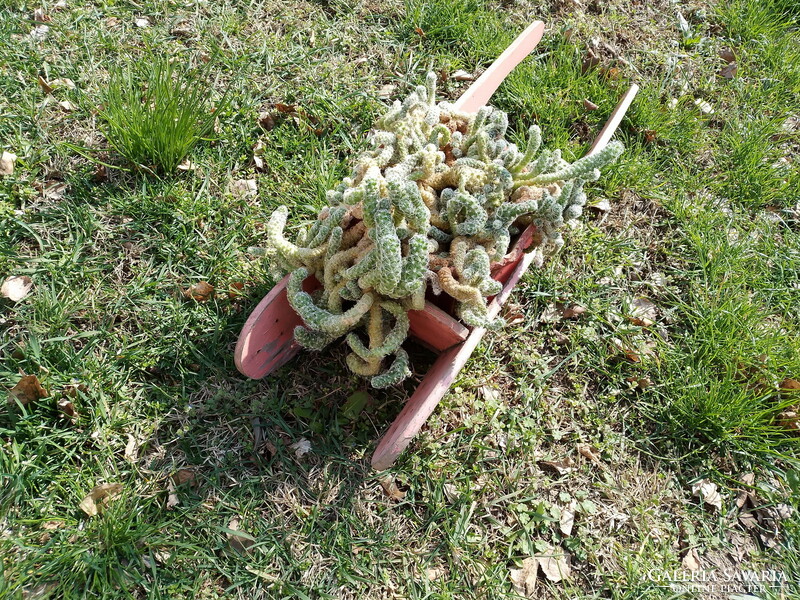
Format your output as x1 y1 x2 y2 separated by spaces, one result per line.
419 184 449 229
268 206 329 264
294 326 336 350
346 302 409 360
478 277 503 296
437 267 483 305
371 349 411 389
449 192 488 236
325 226 344 260
509 125 542 174
428 123 451 147
428 225 453 244
389 180 430 231
461 247 491 286
450 236 470 276
372 211 403 295
389 233 428 297
288 269 375 336
457 304 504 330
346 352 382 377
323 246 361 300
514 141 624 187
342 248 377 280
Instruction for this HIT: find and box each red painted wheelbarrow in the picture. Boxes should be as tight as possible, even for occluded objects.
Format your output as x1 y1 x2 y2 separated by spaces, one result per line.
235 20 639 470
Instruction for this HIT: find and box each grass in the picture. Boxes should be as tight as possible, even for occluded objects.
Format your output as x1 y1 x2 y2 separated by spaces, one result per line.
1 0 800 598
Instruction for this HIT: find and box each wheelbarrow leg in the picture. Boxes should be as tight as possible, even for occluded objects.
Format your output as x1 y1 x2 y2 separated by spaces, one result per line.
371 248 540 471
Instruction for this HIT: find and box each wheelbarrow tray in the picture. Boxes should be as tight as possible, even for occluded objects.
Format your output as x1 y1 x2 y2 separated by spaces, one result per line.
234 20 639 470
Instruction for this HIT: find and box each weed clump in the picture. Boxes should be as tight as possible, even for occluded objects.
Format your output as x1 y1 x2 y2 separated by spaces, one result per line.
99 57 224 174
262 72 623 388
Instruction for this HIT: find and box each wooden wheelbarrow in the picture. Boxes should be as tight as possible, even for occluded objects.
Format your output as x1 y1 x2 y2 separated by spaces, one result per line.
235 20 639 471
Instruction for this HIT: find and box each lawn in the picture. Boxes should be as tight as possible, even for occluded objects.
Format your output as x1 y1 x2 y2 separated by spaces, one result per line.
1 0 799 598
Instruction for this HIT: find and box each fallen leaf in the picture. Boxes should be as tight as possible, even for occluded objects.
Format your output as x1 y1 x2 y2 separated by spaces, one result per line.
54 0 67 9
134 17 150 27
0 151 17 175
561 304 586 319
577 443 605 469
691 479 723 511
229 178 257 198
93 164 108 182
252 140 267 172
629 297 657 327
170 20 193 37
442 483 460 503
536 543 571 582
173 468 196 486
33 8 50 22
718 47 736 62
378 84 397 99
290 437 311 458
589 198 611 212
451 70 474 81
258 111 277 130
560 499 577 536
720 63 738 79
682 548 701 571
58 100 76 112
509 557 538 597
480 385 500 403
124 434 138 462
78 483 123 517
50 78 75 90
176 158 196 171
780 379 800 395
425 567 447 581
37 75 53 94
166 478 179 510
583 98 598 111
8 375 47 405
30 25 49 40
21 582 58 599
226 517 256 553
57 398 77 421
776 407 800 434
378 475 406 500
1 275 33 301
184 281 214 302
538 303 562 324
538 458 574 476
502 301 525 325
694 98 714 114
414 26 426 37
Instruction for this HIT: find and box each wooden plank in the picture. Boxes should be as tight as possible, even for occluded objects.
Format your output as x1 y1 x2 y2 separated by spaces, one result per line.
453 21 545 114
408 302 470 353
371 249 538 471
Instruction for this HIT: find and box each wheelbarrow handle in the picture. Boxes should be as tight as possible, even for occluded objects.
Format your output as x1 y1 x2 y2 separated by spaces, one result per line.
453 20 545 114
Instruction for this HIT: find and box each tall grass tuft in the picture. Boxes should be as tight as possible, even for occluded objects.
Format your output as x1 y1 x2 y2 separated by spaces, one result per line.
100 56 227 174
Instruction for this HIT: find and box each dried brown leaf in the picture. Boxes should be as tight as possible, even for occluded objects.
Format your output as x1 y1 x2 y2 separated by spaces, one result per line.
8 375 47 405
79 483 123 517
538 458 574 476
509 557 538 597
37 75 53 95
229 178 257 198
691 479 723 511
577 443 605 469
124 434 138 462
451 70 474 81
226 517 256 553
2 275 33 301
166 478 179 510
561 304 586 319
378 475 406 501
536 543 571 582
560 499 577 536
720 63 738 79
173 468 196 486
682 548 701 571
58 100 76 112
629 297 657 327
134 16 150 27
583 98 598 111
718 47 736 62
777 408 800 434
184 281 214 302
0 151 17 176
57 398 77 421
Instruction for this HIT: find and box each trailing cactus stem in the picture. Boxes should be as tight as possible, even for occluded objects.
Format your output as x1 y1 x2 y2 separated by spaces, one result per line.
258 71 623 388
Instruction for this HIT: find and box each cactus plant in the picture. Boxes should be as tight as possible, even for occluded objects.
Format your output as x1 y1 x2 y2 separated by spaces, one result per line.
259 72 623 388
